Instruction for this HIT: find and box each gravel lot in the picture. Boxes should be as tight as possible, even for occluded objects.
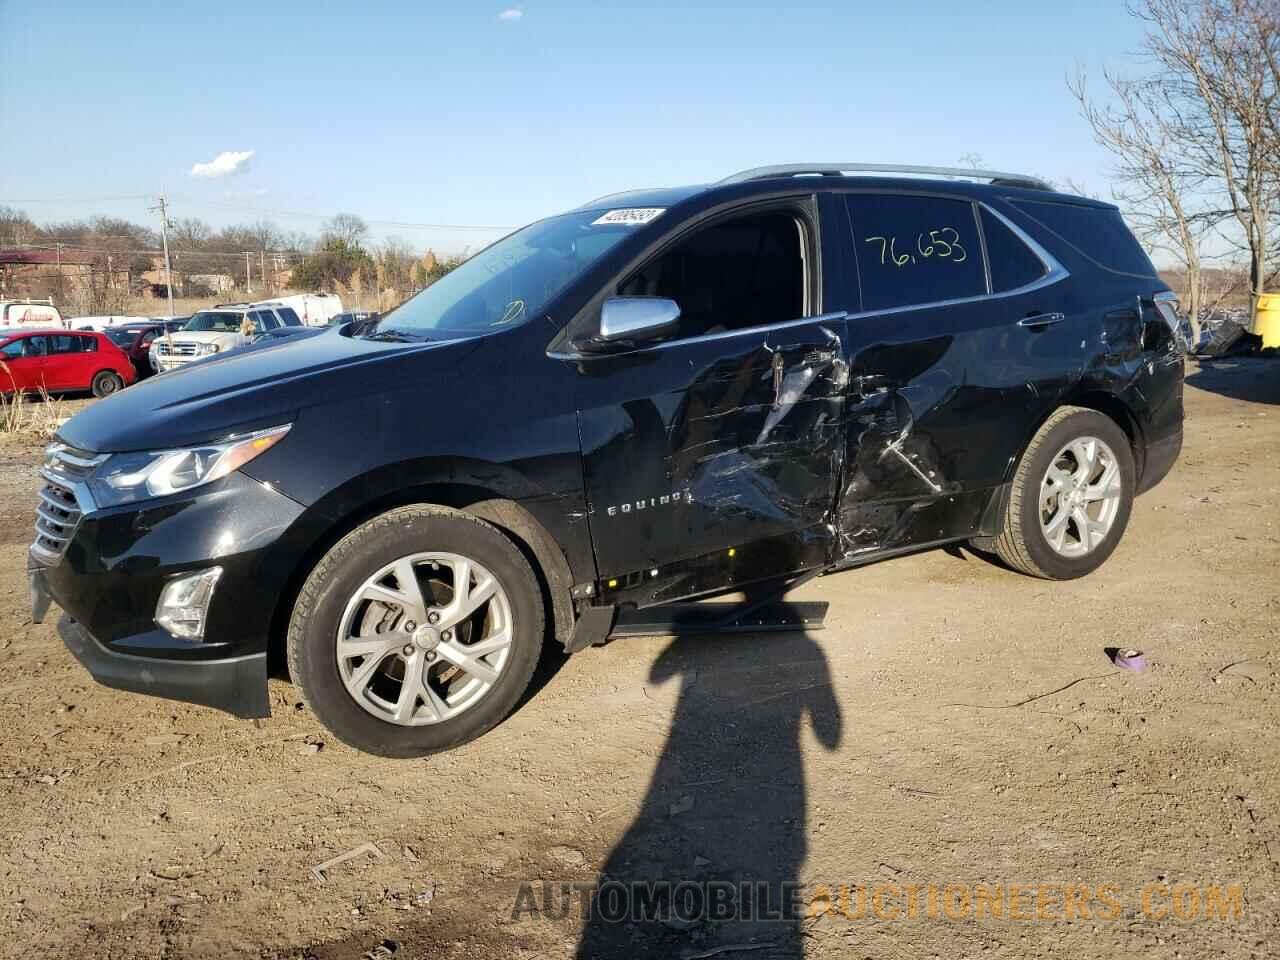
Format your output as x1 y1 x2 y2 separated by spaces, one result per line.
0 358 1276 960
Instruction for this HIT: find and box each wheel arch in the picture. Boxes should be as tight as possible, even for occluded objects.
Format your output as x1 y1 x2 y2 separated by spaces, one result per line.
1006 391 1147 487
266 484 576 677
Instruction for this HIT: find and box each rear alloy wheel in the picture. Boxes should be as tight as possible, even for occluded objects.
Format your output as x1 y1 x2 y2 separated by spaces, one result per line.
91 371 124 397
1038 436 1123 558
989 406 1135 580
287 505 544 757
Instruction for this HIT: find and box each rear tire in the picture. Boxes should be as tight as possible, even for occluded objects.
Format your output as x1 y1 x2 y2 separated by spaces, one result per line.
287 505 544 757
91 371 124 397
990 406 1135 580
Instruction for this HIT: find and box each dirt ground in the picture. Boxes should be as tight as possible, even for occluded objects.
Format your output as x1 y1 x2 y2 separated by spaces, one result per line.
0 358 1275 960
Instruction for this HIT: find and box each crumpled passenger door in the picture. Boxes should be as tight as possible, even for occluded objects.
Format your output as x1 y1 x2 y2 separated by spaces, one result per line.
575 315 849 607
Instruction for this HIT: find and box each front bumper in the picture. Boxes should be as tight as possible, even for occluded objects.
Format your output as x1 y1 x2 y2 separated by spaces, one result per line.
30 469 312 718
56 612 270 718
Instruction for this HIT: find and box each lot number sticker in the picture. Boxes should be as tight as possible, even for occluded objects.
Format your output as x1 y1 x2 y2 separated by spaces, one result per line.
592 208 665 226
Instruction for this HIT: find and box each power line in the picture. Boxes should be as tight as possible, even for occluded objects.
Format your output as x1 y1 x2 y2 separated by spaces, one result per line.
5 192 513 232
177 197 512 231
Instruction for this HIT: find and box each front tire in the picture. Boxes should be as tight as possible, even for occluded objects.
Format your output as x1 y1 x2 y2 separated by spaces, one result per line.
287 505 545 757
91 371 124 397
990 406 1135 580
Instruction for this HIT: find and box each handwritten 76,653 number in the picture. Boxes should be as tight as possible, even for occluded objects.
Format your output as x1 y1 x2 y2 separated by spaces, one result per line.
864 228 967 267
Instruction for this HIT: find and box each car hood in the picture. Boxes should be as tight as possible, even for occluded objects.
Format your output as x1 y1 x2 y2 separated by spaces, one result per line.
58 330 480 453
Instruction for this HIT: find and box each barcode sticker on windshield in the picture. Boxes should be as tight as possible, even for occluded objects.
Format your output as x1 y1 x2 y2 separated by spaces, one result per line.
592 208 665 226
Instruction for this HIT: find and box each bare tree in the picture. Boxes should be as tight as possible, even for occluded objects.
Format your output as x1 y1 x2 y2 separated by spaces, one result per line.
171 217 212 250
0 206 37 246
1137 0 1279 321
321 213 369 249
1071 68 1215 330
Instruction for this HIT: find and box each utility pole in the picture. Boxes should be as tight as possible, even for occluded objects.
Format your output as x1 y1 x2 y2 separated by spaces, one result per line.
260 250 267 296
150 195 176 355
244 252 253 295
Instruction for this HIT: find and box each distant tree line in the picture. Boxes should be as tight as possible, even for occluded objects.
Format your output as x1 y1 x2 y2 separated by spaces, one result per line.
0 206 467 310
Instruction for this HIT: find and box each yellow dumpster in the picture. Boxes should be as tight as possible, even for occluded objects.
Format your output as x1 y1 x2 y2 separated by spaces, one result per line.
1258 293 1280 348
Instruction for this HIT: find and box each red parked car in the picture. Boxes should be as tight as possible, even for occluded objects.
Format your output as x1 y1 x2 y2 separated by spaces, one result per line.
0 329 136 397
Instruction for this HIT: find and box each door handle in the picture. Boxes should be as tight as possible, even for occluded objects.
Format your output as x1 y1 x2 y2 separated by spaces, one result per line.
1018 312 1066 329
852 374 895 399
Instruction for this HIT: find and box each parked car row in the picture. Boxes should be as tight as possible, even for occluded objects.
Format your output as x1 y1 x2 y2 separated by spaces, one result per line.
1 297 347 396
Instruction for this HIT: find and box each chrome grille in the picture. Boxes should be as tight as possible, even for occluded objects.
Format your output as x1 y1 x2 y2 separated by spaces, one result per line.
155 341 199 357
31 445 105 565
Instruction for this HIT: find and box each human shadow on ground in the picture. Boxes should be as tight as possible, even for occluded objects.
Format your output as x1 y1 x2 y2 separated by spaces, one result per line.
575 626 843 959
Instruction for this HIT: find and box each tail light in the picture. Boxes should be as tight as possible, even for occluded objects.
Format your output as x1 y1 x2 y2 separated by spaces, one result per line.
1153 291 1188 353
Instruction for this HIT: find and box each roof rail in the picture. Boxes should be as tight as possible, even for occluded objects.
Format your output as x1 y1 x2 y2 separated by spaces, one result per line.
718 163 1052 191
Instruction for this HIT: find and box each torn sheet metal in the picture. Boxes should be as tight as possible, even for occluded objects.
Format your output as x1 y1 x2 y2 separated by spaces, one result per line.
577 321 847 604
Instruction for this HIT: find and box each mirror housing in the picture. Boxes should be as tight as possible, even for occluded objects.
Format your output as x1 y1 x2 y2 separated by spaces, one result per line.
577 297 680 353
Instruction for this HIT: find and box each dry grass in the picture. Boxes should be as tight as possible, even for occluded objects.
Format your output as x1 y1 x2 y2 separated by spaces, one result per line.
0 388 68 440
0 363 69 441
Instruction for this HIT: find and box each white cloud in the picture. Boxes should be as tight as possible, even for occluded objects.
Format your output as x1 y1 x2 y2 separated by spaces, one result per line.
497 7 522 21
190 150 255 178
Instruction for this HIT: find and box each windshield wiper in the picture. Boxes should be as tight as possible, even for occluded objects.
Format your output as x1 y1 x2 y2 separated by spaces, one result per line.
362 329 431 343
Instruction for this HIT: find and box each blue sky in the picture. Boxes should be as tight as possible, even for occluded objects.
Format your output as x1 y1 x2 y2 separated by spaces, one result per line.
0 1 1151 254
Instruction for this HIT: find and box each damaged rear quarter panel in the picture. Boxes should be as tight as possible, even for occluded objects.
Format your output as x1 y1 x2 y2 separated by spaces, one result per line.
834 283 1089 560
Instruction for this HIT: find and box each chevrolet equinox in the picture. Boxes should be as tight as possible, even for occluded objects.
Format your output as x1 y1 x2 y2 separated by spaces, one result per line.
30 163 1185 757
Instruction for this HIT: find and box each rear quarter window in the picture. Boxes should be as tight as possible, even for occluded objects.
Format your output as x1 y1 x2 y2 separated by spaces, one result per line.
980 208 1049 292
1011 199 1156 278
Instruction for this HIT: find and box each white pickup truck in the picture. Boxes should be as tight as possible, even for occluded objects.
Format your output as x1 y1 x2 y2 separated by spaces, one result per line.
150 302 302 372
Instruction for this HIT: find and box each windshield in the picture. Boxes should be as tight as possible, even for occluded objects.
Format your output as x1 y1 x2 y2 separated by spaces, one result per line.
371 211 640 335
185 311 243 332
104 328 137 346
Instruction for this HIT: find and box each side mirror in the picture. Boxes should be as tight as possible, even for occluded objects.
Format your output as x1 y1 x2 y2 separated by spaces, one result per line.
596 297 681 347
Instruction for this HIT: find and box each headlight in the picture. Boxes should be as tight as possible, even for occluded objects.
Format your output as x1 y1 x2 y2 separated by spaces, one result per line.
88 424 290 507
197 342 220 355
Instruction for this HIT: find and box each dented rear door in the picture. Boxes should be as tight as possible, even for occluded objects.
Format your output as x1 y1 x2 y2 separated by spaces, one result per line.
833 191 1085 560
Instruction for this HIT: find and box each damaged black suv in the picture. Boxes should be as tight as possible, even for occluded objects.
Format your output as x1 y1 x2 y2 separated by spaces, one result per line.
31 163 1185 757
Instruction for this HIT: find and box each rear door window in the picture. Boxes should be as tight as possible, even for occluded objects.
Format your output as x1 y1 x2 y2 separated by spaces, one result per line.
845 195 988 311
275 307 301 326
1010 199 1156 277
80 335 98 352
49 335 80 354
980 208 1049 292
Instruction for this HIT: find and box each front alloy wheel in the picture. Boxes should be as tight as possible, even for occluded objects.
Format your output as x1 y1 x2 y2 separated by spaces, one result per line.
288 505 544 757
337 553 515 726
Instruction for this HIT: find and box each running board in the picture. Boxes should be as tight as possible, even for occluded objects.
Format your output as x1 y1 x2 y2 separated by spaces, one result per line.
609 599 828 638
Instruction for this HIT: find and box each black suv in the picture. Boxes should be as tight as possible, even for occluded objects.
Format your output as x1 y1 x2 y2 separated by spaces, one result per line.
30 163 1185 757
